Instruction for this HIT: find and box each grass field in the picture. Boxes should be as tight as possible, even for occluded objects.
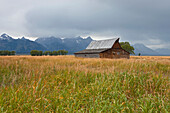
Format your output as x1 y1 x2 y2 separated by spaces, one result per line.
0 55 169 112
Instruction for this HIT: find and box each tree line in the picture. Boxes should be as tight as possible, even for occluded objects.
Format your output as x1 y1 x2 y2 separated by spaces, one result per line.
30 50 68 56
0 50 16 56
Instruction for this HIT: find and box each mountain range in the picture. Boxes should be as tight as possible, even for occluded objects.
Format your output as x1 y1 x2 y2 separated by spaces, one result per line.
133 43 170 56
0 34 46 54
0 33 92 54
35 36 92 54
0 33 169 55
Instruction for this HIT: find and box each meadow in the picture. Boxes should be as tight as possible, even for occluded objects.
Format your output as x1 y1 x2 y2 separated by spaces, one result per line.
0 55 169 112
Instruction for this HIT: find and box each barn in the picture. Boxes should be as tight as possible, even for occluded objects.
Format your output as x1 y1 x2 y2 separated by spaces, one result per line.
74 38 130 59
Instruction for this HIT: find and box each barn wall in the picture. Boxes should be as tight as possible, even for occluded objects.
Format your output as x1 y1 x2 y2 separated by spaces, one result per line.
112 49 130 59
75 54 100 58
100 48 130 59
112 41 122 48
100 50 112 58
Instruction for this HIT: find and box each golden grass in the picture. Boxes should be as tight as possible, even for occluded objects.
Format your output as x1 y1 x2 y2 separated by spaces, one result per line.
0 55 169 112
1 55 169 74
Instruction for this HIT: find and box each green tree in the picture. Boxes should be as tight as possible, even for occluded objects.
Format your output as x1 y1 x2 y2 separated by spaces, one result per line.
0 50 16 56
30 50 39 56
62 50 68 55
52 51 59 56
120 42 135 54
4 50 10 56
8 51 12 56
58 50 68 55
11 51 16 55
49 51 53 56
0 51 5 56
39 51 43 56
30 50 43 56
43 51 51 56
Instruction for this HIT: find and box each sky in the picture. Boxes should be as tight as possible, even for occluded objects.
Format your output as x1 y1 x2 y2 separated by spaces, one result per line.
0 0 170 49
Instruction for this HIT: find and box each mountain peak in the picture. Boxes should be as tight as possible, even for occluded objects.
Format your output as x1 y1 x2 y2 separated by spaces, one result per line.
133 43 159 55
1 33 10 37
75 36 82 39
21 37 26 40
0 33 13 40
86 36 92 40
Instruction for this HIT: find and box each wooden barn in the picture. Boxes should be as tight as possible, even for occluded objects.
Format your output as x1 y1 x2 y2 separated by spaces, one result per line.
74 38 130 59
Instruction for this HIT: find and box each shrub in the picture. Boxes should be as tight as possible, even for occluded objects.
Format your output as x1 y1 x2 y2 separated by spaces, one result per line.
31 50 68 56
0 50 16 56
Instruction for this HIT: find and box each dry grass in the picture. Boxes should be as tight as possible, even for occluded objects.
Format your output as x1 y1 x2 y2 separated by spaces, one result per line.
0 55 169 112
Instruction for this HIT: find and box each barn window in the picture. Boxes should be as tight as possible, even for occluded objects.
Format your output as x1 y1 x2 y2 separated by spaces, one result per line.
113 52 116 55
117 52 120 55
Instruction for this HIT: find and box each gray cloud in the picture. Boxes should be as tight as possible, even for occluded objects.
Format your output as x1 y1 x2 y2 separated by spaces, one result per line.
0 0 170 49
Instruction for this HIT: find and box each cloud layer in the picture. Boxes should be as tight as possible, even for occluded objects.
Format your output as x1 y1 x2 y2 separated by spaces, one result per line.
0 0 170 49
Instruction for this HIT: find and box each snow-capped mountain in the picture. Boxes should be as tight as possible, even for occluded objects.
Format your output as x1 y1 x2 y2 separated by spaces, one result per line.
0 33 13 40
0 33 46 54
35 36 92 54
0 33 92 54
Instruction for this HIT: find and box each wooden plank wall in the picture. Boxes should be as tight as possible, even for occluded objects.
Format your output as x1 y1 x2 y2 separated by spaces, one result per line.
100 42 130 59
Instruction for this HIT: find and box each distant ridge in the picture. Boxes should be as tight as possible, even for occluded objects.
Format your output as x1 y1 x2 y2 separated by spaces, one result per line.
133 43 170 56
35 36 92 54
155 48 170 56
0 33 92 54
0 33 46 54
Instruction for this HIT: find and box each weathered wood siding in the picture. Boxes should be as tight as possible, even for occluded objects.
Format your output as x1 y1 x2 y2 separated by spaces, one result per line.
99 41 130 59
112 40 122 48
75 54 100 58
100 49 129 59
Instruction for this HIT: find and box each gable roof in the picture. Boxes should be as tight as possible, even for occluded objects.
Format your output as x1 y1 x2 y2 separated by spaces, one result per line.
86 38 119 49
74 49 108 54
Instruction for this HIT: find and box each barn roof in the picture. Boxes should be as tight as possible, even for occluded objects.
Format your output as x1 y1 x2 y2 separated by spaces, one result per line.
86 38 119 49
74 49 108 54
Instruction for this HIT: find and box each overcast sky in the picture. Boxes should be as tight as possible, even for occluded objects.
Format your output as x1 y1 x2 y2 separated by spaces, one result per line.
0 0 170 49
